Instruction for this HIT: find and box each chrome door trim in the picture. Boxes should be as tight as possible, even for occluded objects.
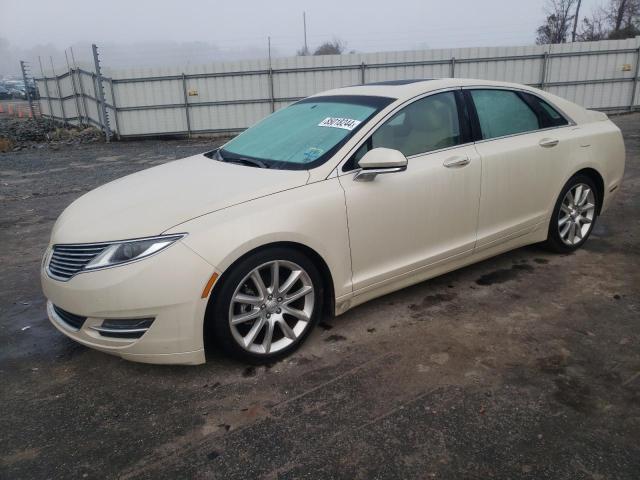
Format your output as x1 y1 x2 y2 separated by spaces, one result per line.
354 165 407 182
539 137 560 148
443 155 471 168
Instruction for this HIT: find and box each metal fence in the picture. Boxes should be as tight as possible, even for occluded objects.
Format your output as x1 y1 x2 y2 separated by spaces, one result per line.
31 36 640 140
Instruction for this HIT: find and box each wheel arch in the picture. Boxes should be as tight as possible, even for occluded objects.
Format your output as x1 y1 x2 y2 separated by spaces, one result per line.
203 241 336 350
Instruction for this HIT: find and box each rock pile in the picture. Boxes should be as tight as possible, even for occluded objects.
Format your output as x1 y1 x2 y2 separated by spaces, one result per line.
0 117 104 152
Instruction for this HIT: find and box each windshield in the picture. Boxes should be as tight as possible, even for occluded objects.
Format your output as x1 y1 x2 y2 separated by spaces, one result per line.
219 95 394 170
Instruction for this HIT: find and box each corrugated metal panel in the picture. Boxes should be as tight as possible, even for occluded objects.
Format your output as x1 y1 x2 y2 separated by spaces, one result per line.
37 36 640 136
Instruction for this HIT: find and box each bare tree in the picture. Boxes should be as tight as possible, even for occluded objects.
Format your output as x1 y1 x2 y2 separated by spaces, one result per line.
313 39 347 56
536 0 579 44
577 11 610 40
296 46 310 56
571 0 583 41
604 0 640 38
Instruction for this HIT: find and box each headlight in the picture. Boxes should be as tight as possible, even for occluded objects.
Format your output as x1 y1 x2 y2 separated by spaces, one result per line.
84 234 186 270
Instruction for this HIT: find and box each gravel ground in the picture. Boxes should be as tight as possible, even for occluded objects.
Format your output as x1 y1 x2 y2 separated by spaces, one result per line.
0 114 639 479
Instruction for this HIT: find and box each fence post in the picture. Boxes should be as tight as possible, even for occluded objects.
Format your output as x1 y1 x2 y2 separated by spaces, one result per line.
64 50 82 126
75 69 90 127
630 47 640 111
450 56 456 78
50 57 66 125
92 44 111 142
268 68 275 113
19 61 36 119
540 51 549 90
91 73 104 132
38 57 54 123
70 47 89 126
361 62 366 84
181 73 191 138
108 78 121 139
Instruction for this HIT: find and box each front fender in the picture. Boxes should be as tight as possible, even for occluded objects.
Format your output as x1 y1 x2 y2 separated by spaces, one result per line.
165 177 353 299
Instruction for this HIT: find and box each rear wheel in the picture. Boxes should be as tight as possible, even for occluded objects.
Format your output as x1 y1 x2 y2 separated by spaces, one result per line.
208 247 323 363
545 174 599 253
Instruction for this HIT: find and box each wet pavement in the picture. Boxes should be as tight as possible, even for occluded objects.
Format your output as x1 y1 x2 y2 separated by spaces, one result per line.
1 114 639 479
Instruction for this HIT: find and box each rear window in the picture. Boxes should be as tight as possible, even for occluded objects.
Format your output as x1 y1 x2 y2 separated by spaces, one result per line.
520 93 569 128
470 89 540 140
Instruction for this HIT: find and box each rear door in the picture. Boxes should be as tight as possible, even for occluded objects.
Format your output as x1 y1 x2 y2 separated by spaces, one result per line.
466 88 574 249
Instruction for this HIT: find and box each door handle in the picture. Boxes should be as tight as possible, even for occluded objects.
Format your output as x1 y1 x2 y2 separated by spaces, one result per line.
539 138 559 148
443 155 470 168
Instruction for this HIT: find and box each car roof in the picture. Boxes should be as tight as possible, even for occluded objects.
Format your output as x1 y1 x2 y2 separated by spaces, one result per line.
310 78 543 102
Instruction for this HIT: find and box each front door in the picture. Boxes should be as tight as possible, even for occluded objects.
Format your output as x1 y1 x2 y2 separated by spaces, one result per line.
338 90 481 292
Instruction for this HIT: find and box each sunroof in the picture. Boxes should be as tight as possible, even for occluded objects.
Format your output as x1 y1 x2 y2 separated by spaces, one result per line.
364 79 434 86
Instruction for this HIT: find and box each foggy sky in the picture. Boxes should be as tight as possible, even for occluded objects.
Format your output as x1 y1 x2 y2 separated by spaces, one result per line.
1 0 601 75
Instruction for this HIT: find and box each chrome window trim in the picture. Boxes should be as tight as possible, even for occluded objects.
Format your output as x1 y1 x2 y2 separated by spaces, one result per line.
471 123 576 145
334 86 469 175
344 142 478 179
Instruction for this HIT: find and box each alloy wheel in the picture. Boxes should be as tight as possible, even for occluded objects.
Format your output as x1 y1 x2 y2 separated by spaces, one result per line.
228 260 315 355
558 183 596 246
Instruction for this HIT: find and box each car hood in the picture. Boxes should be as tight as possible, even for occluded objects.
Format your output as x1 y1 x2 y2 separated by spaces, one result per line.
50 154 310 244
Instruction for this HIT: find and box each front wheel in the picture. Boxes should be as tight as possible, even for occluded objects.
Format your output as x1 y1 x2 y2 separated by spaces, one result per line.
207 247 323 363
545 174 599 253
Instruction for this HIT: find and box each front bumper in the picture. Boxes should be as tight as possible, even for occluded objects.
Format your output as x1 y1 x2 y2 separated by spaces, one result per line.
41 241 218 365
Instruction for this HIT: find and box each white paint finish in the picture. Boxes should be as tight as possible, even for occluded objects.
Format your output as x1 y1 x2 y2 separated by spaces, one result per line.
474 126 576 247
168 176 353 299
41 78 627 364
339 144 481 290
50 154 309 244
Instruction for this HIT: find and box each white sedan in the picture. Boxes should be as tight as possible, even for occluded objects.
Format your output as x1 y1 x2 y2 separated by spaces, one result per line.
41 78 625 364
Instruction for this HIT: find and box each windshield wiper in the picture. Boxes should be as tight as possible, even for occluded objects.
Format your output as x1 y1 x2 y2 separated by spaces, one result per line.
216 149 269 169
227 157 269 169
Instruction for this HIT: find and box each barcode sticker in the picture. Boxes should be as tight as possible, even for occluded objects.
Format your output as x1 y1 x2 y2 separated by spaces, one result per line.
318 117 362 130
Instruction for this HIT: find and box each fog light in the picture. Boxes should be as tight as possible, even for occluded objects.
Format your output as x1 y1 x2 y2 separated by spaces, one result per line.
89 318 154 339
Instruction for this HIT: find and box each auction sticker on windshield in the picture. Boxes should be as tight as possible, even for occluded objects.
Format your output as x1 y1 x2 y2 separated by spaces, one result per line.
318 117 362 130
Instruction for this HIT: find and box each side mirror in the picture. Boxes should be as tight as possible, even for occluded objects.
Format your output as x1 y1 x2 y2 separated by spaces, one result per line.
354 148 407 182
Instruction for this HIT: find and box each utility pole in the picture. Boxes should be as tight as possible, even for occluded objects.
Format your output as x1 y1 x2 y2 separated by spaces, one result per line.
303 11 308 55
268 36 274 113
571 0 582 42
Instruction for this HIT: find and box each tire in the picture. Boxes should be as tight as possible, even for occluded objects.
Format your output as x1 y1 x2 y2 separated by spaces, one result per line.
545 173 599 253
207 247 323 363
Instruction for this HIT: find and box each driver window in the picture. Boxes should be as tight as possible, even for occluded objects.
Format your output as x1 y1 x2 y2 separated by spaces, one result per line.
349 91 462 169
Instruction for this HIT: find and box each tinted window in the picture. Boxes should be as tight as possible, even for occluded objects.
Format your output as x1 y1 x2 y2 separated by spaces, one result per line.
523 93 569 128
350 92 462 167
470 89 540 140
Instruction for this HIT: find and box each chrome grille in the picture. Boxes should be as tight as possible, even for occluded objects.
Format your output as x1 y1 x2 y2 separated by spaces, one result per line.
48 243 110 280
